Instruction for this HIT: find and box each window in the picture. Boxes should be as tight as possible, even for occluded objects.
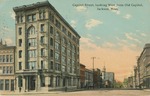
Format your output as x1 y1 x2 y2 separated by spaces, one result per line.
27 15 32 22
50 26 53 34
28 38 36 47
62 65 66 72
20 16 23 22
0 55 2 62
62 37 67 45
41 61 44 69
68 32 71 38
28 61 36 69
41 48 45 56
19 62 22 70
55 63 61 71
62 26 66 33
55 20 61 29
5 79 9 90
18 76 22 87
55 53 60 61
19 50 22 58
41 76 45 87
62 47 66 54
56 76 60 87
18 16 23 23
10 67 13 73
32 14 36 21
50 61 53 69
40 36 44 44
3 55 5 62
41 24 44 32
0 80 4 90
19 27 22 35
11 80 14 91
6 67 9 74
55 42 60 51
10 55 13 62
62 56 66 65
3 67 5 74
28 50 36 58
49 12 54 23
28 26 35 35
39 11 45 19
6 55 9 62
50 49 53 57
19 39 22 47
50 38 53 46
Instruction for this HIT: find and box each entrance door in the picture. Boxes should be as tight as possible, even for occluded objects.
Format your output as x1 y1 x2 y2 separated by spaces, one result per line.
63 78 66 87
28 76 35 90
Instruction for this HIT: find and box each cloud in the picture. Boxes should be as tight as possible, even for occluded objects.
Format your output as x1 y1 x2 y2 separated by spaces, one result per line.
9 11 15 20
4 38 13 45
102 42 115 48
123 14 132 19
108 6 120 15
76 6 87 12
85 19 103 29
96 36 101 40
125 33 141 43
70 20 77 28
80 37 96 50
140 33 146 37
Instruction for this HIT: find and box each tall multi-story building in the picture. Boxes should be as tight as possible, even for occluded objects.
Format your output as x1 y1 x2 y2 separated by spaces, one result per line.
0 40 15 92
13 1 80 92
137 43 150 88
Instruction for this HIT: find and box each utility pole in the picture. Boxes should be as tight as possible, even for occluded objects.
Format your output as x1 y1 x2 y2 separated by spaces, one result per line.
92 57 96 89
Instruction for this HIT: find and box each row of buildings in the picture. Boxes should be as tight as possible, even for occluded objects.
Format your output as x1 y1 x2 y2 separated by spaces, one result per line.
0 1 115 93
80 64 115 89
127 43 150 89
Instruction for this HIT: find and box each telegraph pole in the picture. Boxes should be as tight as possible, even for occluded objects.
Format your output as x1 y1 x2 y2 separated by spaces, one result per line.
92 57 96 89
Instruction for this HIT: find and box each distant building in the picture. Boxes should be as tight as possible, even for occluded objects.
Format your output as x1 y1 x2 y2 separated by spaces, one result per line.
0 40 15 92
13 1 80 92
105 72 115 88
80 64 85 88
127 76 134 88
137 43 150 88
133 65 139 88
93 68 102 88
102 66 115 88
85 69 93 88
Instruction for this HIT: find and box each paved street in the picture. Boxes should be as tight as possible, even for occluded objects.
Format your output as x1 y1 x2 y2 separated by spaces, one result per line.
1 89 150 96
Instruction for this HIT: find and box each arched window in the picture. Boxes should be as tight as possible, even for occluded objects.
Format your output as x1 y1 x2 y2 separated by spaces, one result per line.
27 26 35 35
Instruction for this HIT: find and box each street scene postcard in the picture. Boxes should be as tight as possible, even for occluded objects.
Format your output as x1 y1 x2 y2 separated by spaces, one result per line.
0 0 150 96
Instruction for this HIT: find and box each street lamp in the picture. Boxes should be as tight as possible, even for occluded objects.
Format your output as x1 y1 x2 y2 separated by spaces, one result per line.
92 57 96 89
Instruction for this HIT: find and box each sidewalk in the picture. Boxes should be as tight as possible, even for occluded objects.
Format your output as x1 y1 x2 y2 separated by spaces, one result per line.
0 91 64 95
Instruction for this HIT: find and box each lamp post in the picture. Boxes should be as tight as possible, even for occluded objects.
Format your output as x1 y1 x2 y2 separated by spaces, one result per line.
92 57 96 89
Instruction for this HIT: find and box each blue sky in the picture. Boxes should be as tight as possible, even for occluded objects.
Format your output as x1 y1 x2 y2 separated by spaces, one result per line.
0 0 150 81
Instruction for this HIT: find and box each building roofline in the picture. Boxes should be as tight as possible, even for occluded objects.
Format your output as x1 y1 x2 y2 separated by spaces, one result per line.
138 43 150 61
13 1 80 38
0 46 16 50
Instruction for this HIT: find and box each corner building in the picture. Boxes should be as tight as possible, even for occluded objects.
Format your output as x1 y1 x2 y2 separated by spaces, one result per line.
13 1 80 92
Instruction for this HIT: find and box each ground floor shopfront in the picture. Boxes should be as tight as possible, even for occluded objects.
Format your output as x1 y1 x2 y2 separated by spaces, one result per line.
15 73 80 92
